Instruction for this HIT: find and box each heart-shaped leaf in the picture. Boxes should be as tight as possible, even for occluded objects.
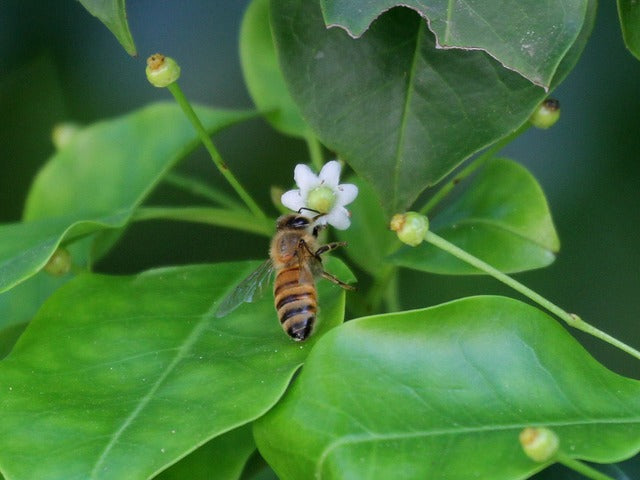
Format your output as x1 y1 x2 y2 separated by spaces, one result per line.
240 0 311 137
255 296 640 479
77 0 137 55
271 0 549 214
391 158 560 274
618 0 640 60
320 0 589 89
0 103 253 294
0 259 353 480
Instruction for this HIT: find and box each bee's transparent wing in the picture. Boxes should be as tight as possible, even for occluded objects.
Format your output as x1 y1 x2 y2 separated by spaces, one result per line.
215 259 274 317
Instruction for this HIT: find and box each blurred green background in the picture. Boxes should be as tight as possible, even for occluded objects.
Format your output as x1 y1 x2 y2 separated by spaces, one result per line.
1 1 639 477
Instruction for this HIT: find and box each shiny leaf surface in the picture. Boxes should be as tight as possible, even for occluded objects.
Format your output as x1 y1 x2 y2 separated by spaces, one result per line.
255 296 640 479
0 259 353 480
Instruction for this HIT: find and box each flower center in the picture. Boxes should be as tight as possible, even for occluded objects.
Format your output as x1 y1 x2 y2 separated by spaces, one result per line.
307 186 336 214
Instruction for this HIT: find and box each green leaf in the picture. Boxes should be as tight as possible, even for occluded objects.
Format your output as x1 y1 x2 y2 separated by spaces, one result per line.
271 0 550 214
154 425 255 480
0 259 353 480
335 176 396 277
255 296 640 480
0 103 253 293
0 273 70 358
391 158 560 274
0 211 131 293
77 0 137 56
618 0 640 60
320 0 589 89
240 0 311 137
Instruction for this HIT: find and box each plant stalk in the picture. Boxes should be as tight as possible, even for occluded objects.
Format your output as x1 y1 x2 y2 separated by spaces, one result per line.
163 172 244 210
424 230 640 361
166 82 267 220
133 206 273 237
306 134 324 171
556 454 616 480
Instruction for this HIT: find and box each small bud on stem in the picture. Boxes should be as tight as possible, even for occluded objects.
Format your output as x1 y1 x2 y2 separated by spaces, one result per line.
530 99 560 129
51 123 80 150
390 212 429 246
146 53 181 88
519 427 559 462
44 247 72 276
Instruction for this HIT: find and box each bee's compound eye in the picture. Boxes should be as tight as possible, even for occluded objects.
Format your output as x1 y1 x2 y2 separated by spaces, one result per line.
288 216 309 229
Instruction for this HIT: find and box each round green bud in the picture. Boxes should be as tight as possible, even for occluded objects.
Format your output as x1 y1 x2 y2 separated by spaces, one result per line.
529 99 560 129
519 427 559 462
146 53 181 88
389 212 429 247
51 123 80 150
307 186 336 214
44 247 72 277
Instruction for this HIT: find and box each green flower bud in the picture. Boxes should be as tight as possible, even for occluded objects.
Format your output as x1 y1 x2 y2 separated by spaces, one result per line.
529 99 560 129
307 186 336 214
519 427 559 462
44 247 72 277
146 53 181 88
389 212 429 246
51 123 80 150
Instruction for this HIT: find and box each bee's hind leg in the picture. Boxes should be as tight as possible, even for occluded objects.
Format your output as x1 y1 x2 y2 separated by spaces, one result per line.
321 270 356 291
314 242 348 257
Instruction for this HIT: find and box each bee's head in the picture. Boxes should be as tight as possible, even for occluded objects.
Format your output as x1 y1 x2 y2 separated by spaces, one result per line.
276 209 326 235
277 214 310 230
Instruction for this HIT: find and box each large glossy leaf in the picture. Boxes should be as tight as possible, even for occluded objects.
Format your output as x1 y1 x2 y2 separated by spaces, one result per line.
391 158 560 274
0 259 354 480
320 0 588 89
618 0 640 60
154 425 255 480
0 103 253 293
271 0 547 214
255 296 640 479
271 0 595 215
240 0 311 137
77 0 136 55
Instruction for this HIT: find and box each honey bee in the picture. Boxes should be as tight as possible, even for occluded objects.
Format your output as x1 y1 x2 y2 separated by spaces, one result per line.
216 213 355 341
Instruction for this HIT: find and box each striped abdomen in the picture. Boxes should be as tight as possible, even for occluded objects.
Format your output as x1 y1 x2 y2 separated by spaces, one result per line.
273 266 317 341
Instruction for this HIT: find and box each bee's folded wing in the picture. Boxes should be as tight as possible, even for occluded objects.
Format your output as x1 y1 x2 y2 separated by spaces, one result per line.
215 260 274 317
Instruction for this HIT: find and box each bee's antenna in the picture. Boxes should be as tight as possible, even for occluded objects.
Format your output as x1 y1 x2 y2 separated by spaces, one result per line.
297 207 321 216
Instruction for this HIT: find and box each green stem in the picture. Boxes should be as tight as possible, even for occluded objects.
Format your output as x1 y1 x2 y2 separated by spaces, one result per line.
556 454 616 480
166 82 267 220
306 134 324 171
424 230 640 361
384 268 401 312
365 266 399 314
133 206 273 238
163 172 244 210
420 122 530 216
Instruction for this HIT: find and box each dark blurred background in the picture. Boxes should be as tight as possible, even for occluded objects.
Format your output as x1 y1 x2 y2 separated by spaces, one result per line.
0 1 639 477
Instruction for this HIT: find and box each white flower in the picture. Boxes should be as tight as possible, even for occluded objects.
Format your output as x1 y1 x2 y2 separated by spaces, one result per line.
280 160 358 230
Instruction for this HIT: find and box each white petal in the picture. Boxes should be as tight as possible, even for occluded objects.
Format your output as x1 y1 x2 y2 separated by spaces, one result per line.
319 160 341 188
294 164 319 192
281 189 305 212
335 183 358 206
325 206 351 230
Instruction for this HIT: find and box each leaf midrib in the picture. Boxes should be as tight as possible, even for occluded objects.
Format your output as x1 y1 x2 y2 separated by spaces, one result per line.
392 17 424 212
89 302 216 478
315 417 640 477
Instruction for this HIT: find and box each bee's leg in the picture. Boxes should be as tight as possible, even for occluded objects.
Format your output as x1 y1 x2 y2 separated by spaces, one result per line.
320 270 356 291
314 242 348 257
